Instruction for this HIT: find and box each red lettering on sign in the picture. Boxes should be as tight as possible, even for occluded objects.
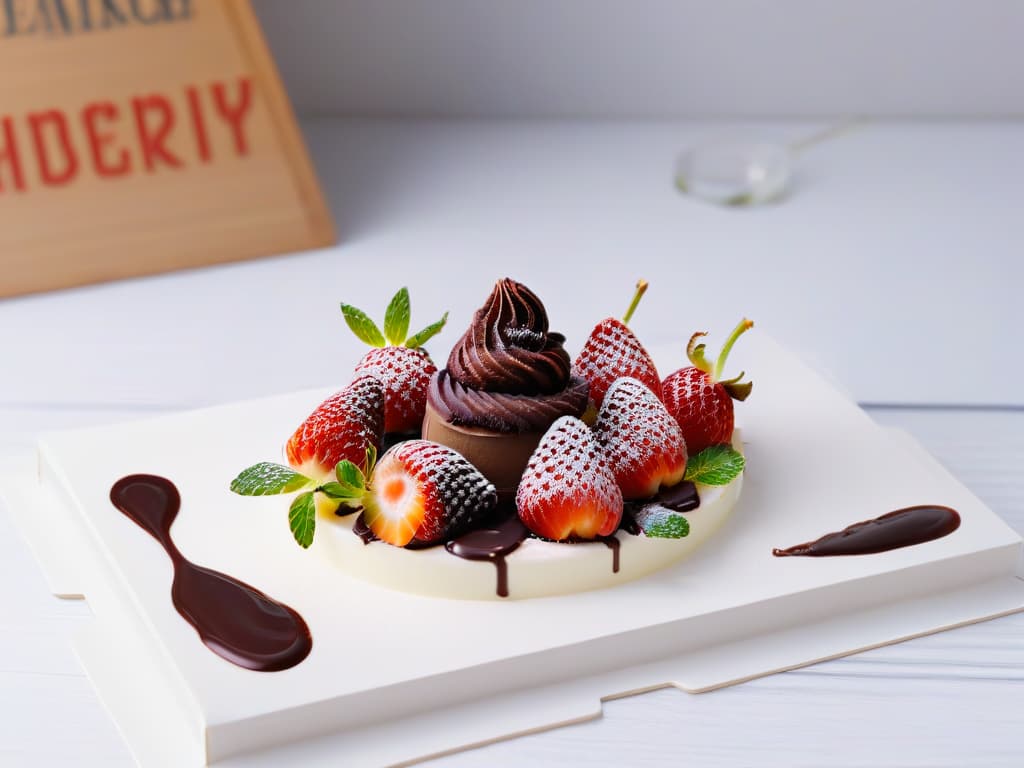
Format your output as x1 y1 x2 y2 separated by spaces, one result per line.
132 94 182 171
0 117 26 193
28 110 79 186
185 86 211 164
212 77 252 156
82 102 131 177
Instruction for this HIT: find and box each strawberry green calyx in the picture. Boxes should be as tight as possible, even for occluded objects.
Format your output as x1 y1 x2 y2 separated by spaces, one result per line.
621 279 649 326
686 319 754 400
341 287 448 349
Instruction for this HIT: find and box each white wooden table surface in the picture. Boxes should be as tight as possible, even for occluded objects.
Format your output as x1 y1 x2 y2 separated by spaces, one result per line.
1 120 1022 766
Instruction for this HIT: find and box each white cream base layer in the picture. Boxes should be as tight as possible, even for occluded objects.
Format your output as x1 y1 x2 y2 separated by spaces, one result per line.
317 437 743 601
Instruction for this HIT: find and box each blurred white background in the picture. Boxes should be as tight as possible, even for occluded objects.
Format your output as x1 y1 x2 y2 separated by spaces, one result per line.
253 0 1024 117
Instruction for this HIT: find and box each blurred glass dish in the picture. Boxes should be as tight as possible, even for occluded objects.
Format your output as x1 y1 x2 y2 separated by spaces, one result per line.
675 119 859 207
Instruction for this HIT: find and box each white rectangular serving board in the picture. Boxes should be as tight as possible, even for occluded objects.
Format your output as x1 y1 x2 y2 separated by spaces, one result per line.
3 333 1023 767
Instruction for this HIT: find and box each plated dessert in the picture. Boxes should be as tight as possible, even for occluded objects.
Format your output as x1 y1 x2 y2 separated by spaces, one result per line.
230 278 751 599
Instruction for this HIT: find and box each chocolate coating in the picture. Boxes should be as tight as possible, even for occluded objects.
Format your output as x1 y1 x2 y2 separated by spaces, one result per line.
428 369 588 433
447 278 572 395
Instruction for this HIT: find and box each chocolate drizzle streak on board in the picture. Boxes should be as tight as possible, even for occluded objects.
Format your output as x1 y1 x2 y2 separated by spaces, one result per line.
110 475 312 671
773 505 961 557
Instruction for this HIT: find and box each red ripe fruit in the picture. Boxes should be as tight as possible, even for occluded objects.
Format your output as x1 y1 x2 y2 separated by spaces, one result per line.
662 319 754 454
363 440 497 547
285 375 384 481
573 280 662 409
354 346 437 434
593 377 687 500
341 287 448 434
516 416 623 541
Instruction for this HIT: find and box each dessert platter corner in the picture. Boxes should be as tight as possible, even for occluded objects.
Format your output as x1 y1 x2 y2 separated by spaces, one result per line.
4 278 1024 767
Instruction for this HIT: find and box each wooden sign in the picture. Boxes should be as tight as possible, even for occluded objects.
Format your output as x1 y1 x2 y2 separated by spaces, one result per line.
0 0 335 298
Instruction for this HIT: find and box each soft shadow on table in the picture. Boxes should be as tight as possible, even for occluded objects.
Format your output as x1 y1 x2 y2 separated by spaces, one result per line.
302 119 444 242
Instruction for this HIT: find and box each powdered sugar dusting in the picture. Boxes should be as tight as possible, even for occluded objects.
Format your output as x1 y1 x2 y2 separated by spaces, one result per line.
572 318 662 406
593 377 687 499
516 416 623 540
286 374 384 477
661 366 733 454
388 439 497 543
355 346 436 433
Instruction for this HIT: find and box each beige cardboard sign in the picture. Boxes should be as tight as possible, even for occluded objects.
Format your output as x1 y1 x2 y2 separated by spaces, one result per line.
0 0 335 297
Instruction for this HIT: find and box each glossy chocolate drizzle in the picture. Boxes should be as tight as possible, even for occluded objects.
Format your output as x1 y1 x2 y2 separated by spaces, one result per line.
656 481 700 512
773 505 961 557
445 516 530 598
446 278 572 395
110 475 312 672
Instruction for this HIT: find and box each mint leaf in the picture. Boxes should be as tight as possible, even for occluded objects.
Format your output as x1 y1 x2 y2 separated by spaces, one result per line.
318 482 364 500
383 287 411 346
634 506 690 539
405 312 448 349
341 303 386 347
288 491 316 548
364 444 378 475
335 459 365 490
230 463 314 496
684 445 745 486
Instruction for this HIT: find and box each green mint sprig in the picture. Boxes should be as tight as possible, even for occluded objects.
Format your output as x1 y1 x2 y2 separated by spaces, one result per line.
342 287 448 349
229 446 379 549
633 506 690 539
684 445 745 486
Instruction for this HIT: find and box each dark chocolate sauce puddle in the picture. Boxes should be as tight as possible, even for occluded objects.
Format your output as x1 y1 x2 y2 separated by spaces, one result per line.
110 475 312 672
656 481 700 512
445 516 530 598
773 505 961 557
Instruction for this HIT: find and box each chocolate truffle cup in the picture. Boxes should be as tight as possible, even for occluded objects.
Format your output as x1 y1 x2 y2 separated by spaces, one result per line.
421 401 546 501
423 278 588 504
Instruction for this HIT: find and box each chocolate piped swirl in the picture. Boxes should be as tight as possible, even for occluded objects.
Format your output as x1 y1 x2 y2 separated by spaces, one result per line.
447 278 572 395
429 369 588 433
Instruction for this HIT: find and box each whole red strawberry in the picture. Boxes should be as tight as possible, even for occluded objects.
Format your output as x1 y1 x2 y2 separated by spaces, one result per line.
662 319 753 454
285 374 384 481
361 440 497 547
517 416 623 540
342 287 448 434
573 280 662 409
593 377 687 499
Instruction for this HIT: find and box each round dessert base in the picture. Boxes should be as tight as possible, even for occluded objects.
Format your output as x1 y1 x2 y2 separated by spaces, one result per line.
314 434 744 601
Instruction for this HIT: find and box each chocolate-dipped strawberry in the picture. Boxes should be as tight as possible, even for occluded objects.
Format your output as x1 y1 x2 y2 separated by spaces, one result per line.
423 278 588 497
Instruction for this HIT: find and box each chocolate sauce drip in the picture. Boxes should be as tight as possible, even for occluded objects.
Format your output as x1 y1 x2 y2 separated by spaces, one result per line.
773 505 961 557
599 535 621 573
109 475 312 672
656 481 700 512
352 512 379 545
445 516 530 597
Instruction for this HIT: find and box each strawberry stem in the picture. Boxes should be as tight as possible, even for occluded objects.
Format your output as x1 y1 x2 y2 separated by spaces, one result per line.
713 318 754 382
621 279 649 326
